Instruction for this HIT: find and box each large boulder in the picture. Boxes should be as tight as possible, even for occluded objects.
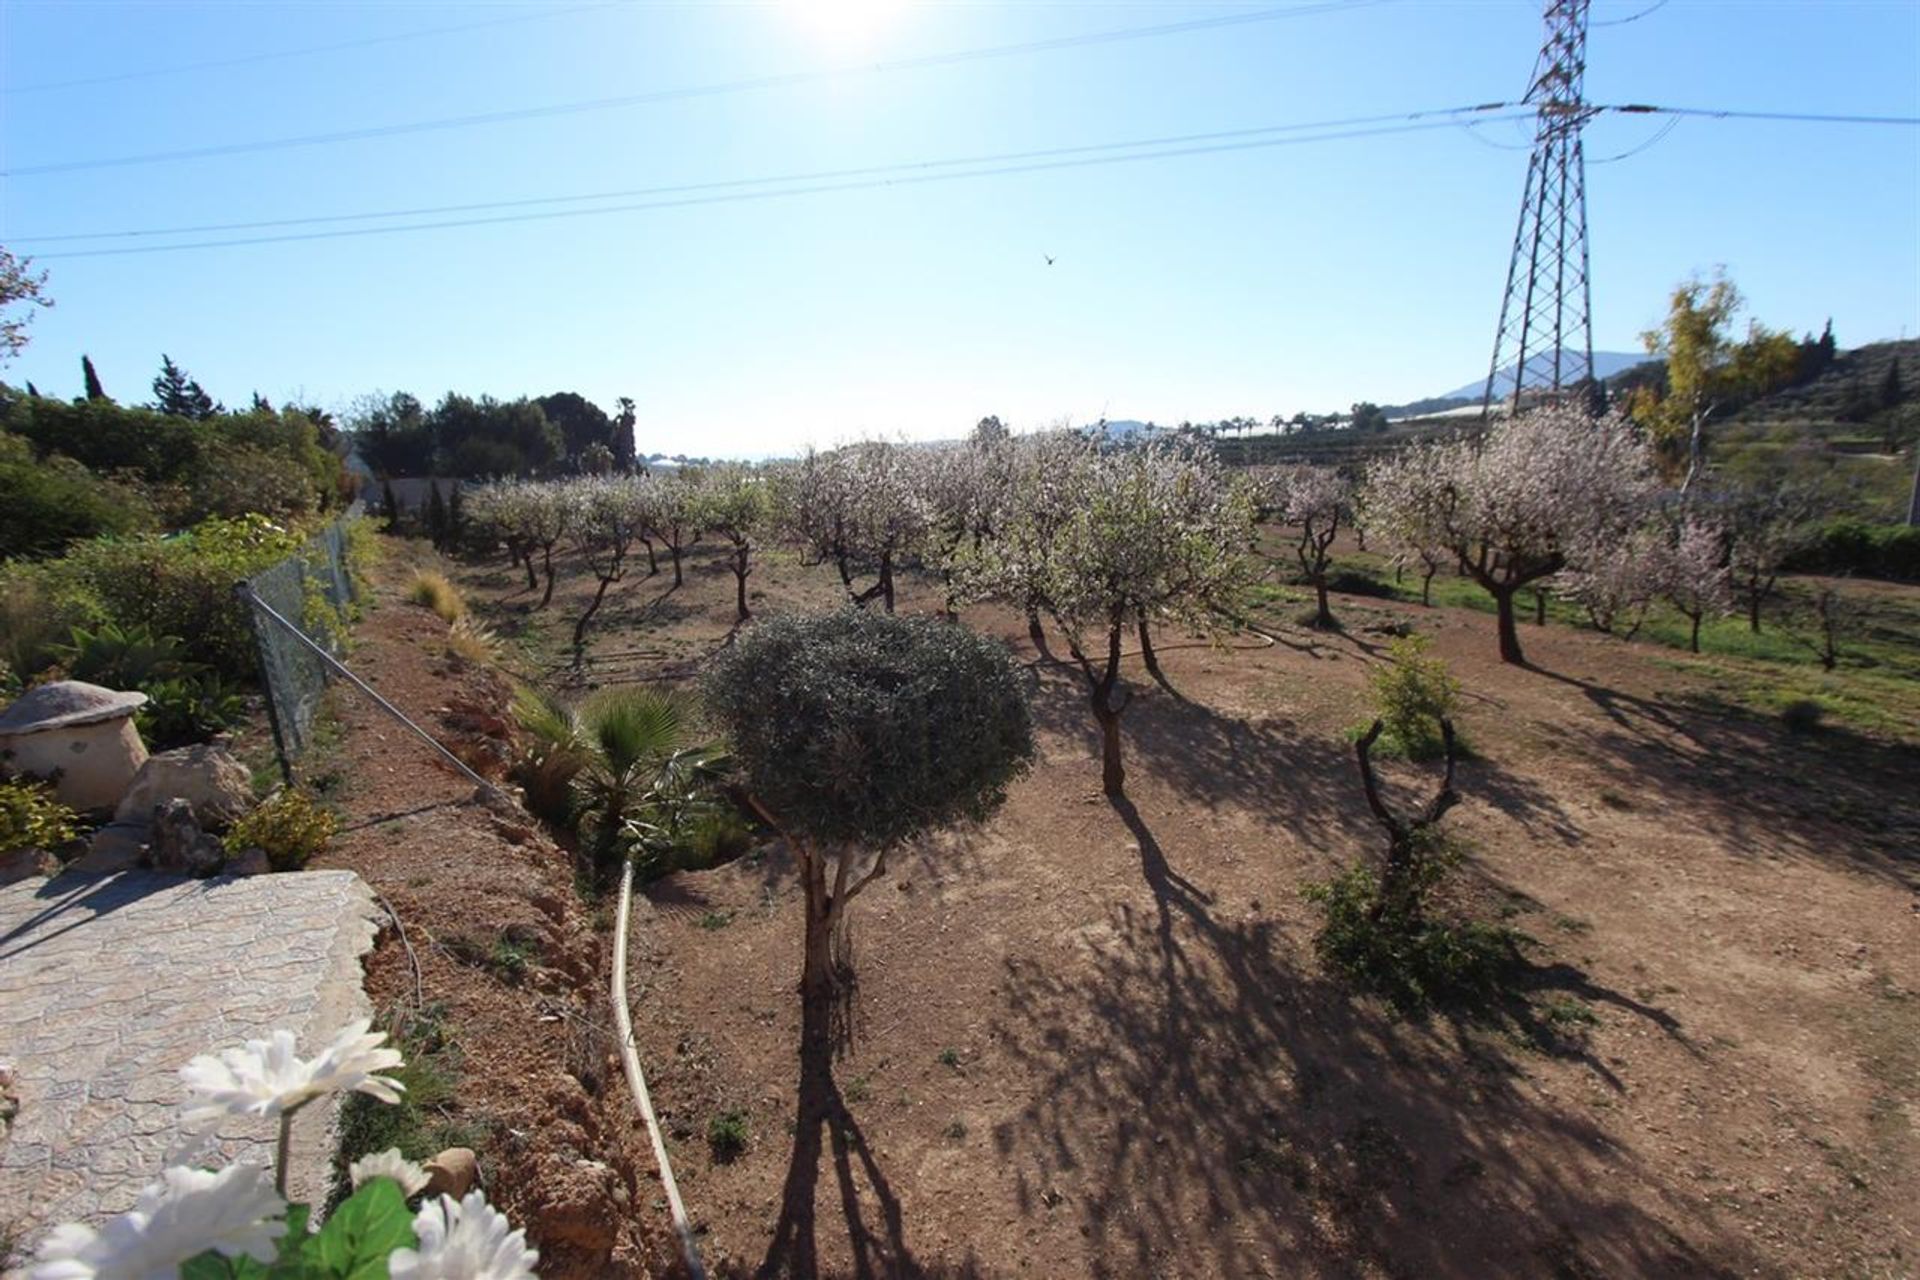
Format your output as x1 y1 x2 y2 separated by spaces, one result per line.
114 745 255 829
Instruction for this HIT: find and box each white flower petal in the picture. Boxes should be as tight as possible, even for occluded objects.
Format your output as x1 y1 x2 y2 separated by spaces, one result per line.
389 1190 538 1280
29 1164 284 1280
177 1020 406 1125
349 1148 432 1198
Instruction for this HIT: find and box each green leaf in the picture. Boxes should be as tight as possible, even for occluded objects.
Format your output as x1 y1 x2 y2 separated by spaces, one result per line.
308 1180 416 1280
182 1250 273 1279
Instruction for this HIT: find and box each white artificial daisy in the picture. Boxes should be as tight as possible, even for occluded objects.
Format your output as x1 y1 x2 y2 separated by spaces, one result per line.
388 1190 539 1280
348 1148 432 1198
179 1019 405 1128
29 1163 285 1280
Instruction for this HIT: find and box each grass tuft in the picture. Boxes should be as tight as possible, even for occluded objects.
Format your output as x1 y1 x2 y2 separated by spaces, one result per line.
406 570 465 623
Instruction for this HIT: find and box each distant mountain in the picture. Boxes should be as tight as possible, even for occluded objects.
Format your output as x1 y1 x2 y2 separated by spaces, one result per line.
1432 350 1652 403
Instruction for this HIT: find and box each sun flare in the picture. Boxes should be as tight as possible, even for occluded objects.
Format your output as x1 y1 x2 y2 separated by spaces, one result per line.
779 0 908 49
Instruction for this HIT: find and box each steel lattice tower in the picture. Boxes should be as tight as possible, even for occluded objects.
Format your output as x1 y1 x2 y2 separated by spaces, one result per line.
1481 0 1596 416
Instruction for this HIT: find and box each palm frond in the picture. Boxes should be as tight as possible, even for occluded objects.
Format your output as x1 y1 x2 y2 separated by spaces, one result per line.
580 688 692 776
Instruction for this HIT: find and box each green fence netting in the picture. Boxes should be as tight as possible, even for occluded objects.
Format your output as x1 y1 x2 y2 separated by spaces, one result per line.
241 512 359 773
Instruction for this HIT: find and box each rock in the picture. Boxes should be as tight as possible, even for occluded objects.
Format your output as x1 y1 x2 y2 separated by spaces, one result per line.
115 745 256 829
423 1147 480 1199
226 847 271 877
146 799 226 877
69 822 150 875
0 845 56 886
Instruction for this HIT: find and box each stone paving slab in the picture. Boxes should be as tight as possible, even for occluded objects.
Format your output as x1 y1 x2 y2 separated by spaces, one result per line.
0 868 378 1250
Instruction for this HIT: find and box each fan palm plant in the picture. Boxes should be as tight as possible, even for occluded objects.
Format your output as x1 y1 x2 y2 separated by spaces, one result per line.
513 684 725 882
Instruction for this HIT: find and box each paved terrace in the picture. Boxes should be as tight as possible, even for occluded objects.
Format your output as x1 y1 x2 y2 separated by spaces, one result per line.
0 869 378 1250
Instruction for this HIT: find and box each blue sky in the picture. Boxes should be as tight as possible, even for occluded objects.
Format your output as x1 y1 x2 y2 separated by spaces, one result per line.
3 0 1916 456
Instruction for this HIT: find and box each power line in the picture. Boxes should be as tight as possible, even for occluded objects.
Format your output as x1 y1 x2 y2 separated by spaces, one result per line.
1591 0 1670 28
1589 115 1681 163
29 111 1535 260
1598 103 1920 126
0 0 1388 179
14 104 1516 245
4 4 615 96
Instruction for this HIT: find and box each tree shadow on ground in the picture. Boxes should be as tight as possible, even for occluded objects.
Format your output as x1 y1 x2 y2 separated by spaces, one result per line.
988 796 1749 1280
1024 662 1580 849
1532 666 1919 888
748 980 924 1280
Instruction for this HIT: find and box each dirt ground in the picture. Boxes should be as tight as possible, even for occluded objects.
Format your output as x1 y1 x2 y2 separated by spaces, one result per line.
302 551 671 1278
437 537 1918 1279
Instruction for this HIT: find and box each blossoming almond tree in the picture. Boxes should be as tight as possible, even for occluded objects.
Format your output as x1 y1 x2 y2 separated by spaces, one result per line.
780 442 924 613
567 475 650 654
696 462 771 623
963 437 1254 796
1653 514 1733 653
1359 446 1452 608
1256 463 1351 629
1363 406 1655 665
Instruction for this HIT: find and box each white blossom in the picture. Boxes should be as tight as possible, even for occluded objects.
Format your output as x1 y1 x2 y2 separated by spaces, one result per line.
179 1019 404 1128
388 1190 539 1280
29 1164 284 1280
348 1147 432 1198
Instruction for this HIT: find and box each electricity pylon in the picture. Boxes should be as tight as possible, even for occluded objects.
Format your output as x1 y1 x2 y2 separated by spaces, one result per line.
1481 0 1596 416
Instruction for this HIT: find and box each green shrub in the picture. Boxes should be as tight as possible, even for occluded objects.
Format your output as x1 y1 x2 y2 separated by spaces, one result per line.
708 1109 749 1162
1 396 342 526
50 514 306 682
0 563 105 677
328 1003 475 1212
138 675 248 750
1784 518 1920 581
1779 698 1826 733
223 788 336 869
0 778 80 855
0 444 152 560
1304 862 1524 1013
680 806 757 869
1366 634 1460 761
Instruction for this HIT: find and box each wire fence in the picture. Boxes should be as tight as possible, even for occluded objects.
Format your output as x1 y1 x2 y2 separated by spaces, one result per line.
239 510 360 778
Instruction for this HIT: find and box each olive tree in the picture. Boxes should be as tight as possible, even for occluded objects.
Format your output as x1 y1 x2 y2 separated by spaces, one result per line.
963 438 1253 796
698 462 770 622
1256 463 1350 629
1363 406 1654 665
703 610 1034 1022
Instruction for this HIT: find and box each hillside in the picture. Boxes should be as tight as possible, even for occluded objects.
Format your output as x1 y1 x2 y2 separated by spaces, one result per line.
1728 337 1918 428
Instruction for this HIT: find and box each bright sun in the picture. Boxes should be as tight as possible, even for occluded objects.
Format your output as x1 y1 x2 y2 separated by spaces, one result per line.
780 0 908 49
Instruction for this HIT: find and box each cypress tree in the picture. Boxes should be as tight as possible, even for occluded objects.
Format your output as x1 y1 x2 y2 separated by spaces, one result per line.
81 354 108 402
25 381 39 398
381 479 401 534
447 483 466 549
1882 356 1903 410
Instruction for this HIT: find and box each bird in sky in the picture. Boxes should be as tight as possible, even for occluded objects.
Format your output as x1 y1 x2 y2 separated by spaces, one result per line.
1044 254 1055 266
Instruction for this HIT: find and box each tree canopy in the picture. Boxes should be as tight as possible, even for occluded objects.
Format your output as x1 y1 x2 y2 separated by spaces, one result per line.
703 609 1034 850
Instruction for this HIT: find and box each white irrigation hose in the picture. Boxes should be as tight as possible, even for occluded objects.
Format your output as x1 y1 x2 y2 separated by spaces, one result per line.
612 858 707 1280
